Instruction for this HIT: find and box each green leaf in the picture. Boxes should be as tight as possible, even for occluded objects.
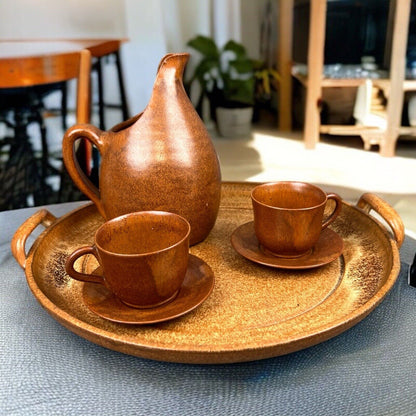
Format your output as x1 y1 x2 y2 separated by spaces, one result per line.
222 40 247 58
193 58 219 84
222 76 255 106
252 59 264 69
187 35 219 58
229 58 254 74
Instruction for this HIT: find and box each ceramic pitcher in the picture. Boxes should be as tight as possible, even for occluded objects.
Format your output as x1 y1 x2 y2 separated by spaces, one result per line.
62 53 221 245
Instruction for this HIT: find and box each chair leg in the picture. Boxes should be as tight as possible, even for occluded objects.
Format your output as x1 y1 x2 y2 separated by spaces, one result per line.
27 99 58 204
36 109 49 185
61 82 68 131
114 50 130 121
10 110 43 207
3 141 34 209
90 146 100 187
96 57 106 130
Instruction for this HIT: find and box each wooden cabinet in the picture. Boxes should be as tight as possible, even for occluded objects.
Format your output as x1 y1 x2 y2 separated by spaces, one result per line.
278 0 414 156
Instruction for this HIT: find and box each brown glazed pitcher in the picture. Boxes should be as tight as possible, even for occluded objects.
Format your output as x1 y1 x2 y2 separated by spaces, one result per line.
62 53 221 245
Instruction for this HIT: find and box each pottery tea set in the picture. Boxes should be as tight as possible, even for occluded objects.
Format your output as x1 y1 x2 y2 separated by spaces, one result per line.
61 53 344 324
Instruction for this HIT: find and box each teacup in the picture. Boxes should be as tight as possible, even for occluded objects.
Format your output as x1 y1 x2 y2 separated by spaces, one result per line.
65 211 191 308
251 181 342 257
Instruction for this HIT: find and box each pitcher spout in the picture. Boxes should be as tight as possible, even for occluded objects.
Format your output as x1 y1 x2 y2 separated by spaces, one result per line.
156 53 189 80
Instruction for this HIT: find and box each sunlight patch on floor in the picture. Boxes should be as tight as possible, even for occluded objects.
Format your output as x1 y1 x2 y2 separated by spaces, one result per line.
217 130 416 195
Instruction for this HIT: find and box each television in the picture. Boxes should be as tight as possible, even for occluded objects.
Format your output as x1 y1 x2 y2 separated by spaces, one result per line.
293 0 395 68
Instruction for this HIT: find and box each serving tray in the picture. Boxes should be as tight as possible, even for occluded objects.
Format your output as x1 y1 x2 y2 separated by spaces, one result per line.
12 182 404 364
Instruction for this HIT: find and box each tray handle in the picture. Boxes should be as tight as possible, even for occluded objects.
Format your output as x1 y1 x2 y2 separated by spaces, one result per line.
11 209 57 269
356 193 405 248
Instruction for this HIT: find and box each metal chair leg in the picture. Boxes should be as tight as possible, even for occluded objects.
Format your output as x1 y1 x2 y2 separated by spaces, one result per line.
114 50 129 121
96 57 105 130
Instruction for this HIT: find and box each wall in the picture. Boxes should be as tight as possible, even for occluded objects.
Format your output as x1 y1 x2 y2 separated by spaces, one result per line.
242 0 279 68
0 0 271 120
161 0 212 52
122 0 167 114
0 0 126 39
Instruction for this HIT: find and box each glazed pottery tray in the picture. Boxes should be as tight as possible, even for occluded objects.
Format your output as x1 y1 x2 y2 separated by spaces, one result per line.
12 182 404 364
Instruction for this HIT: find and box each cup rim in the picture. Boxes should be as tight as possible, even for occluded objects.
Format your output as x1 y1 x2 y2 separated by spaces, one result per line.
95 211 191 257
251 181 327 211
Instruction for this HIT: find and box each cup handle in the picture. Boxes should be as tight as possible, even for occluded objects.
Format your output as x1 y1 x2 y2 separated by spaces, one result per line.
322 193 342 229
62 124 107 219
65 246 104 284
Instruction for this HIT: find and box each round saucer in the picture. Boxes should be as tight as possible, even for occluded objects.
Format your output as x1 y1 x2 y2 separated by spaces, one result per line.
82 254 214 325
231 221 343 269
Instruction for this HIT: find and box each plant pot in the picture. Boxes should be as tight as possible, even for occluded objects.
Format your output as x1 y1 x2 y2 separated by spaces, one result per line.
216 107 253 138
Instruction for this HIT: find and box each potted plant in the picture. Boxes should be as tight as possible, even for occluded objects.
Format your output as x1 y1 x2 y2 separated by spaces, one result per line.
186 35 256 137
253 61 280 121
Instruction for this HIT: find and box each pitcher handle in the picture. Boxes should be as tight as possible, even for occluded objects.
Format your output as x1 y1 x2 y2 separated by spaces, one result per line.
62 124 107 218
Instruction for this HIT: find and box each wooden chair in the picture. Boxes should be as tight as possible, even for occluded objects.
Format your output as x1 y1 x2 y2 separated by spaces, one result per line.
0 49 91 208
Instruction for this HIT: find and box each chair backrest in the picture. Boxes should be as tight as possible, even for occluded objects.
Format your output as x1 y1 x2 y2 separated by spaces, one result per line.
0 49 91 123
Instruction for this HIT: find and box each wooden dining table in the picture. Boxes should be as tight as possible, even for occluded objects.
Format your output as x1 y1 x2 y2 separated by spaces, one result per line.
0 39 126 58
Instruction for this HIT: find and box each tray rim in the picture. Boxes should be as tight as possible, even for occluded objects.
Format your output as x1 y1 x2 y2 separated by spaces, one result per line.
20 183 402 364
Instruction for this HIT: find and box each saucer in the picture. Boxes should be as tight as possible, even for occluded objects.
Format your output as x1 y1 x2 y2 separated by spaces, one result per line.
231 221 344 269
82 254 214 324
